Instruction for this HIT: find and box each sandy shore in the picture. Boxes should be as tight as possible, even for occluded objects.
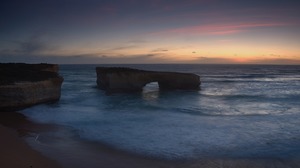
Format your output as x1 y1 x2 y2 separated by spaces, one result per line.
1 112 300 168
0 125 61 168
0 112 61 168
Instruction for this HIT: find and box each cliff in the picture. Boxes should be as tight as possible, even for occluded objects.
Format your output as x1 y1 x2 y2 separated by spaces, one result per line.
96 67 200 93
0 63 63 111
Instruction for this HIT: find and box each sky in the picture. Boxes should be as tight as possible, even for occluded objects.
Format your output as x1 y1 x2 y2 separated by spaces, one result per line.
1 0 300 64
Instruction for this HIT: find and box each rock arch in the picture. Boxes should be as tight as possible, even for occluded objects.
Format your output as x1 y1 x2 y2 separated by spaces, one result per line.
96 67 200 93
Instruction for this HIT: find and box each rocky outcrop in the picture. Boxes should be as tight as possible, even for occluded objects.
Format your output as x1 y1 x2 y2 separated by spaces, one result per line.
0 63 63 111
96 67 200 93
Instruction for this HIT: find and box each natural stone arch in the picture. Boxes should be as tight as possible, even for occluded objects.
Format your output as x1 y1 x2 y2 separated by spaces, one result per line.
96 67 200 93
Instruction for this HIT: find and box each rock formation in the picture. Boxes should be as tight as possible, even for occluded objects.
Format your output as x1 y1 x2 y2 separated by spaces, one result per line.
0 63 64 111
96 67 200 93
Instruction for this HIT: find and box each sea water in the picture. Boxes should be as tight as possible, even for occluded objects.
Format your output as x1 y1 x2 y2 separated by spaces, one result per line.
22 64 300 159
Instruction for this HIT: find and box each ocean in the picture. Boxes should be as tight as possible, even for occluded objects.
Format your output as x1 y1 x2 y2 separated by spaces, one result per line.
21 64 300 161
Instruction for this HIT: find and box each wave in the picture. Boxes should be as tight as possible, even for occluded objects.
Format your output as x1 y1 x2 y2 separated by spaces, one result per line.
204 76 300 83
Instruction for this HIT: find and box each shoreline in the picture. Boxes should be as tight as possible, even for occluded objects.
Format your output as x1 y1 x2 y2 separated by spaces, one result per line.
0 124 61 168
1 112 300 168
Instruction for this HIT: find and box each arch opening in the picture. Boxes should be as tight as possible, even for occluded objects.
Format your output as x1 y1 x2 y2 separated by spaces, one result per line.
143 82 159 92
142 82 160 101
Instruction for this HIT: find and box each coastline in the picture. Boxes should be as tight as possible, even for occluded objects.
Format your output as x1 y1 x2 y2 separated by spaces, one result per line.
1 112 300 168
0 124 61 168
0 112 177 168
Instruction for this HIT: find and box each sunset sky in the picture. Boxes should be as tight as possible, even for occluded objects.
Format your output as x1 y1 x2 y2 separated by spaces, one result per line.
1 0 300 64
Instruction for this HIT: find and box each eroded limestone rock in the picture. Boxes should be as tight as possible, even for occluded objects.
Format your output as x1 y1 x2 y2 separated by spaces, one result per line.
96 67 200 93
0 63 63 111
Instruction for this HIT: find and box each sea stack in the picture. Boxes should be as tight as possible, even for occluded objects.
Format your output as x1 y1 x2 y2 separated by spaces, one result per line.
96 67 200 93
0 63 64 111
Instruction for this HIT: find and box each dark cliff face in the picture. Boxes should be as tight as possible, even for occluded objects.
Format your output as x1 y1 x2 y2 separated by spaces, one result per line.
0 63 63 111
96 67 201 93
0 63 59 85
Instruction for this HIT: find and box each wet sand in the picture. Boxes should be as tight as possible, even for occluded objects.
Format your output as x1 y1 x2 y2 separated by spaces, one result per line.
1 112 300 168
0 122 61 168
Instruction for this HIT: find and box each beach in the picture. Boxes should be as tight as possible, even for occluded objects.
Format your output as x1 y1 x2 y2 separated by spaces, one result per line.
0 112 177 168
0 124 61 168
1 112 300 168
